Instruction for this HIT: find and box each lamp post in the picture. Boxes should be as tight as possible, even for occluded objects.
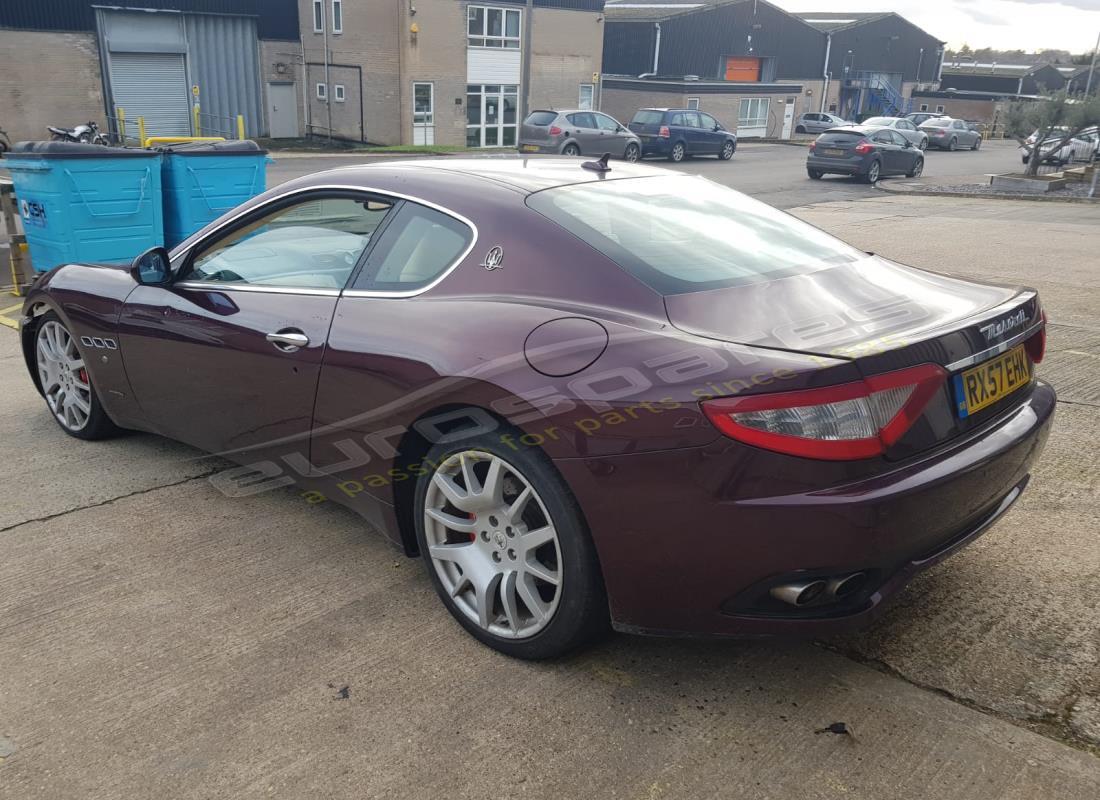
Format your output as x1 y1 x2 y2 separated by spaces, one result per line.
1085 30 1099 97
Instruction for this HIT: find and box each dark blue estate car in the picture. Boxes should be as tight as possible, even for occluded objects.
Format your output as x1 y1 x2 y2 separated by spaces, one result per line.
628 108 737 162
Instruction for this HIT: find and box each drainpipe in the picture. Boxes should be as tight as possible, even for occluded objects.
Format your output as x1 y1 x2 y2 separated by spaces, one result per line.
652 22 662 75
521 0 534 124
915 47 924 88
323 2 332 143
819 34 831 112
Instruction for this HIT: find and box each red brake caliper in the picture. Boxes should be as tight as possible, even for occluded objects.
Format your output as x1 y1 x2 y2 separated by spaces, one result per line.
467 513 477 542
78 368 89 384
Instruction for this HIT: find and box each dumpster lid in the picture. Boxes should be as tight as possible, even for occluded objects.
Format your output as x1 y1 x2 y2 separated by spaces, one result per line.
157 139 268 156
4 141 160 159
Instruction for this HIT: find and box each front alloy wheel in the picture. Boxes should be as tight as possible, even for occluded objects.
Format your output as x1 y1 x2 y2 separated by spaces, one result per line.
34 313 118 439
907 158 924 178
415 437 608 659
719 141 734 160
624 142 640 162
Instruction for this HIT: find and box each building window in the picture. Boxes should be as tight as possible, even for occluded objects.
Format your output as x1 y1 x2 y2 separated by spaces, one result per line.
312 0 324 33
316 83 327 101
738 97 768 129
686 97 700 110
919 103 929 111
578 84 594 110
468 6 521 49
334 84 345 103
935 104 945 113
466 84 518 147
331 0 343 34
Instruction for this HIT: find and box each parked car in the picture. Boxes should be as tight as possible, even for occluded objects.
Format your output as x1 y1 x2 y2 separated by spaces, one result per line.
795 112 852 134
1020 126 1099 165
518 109 642 161
807 125 925 182
627 108 737 162
20 158 1053 659
919 117 982 151
860 116 929 150
905 111 946 127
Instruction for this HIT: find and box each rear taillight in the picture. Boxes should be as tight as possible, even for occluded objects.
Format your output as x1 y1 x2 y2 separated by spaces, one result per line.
700 364 946 460
854 139 874 154
658 125 671 138
549 125 562 136
1026 310 1047 364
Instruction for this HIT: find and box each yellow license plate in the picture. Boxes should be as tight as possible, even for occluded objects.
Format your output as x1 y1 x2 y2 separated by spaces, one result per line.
953 344 1031 418
521 145 539 152
822 147 844 156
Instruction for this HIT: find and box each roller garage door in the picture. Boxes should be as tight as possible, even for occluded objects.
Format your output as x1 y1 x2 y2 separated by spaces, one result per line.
108 53 191 138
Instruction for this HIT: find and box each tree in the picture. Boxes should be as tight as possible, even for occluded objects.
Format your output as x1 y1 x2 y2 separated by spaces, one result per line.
1004 90 1100 176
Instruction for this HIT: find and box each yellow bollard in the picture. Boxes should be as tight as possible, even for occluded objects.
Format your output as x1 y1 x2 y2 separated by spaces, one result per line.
137 117 146 148
192 103 201 136
237 114 246 140
117 107 126 143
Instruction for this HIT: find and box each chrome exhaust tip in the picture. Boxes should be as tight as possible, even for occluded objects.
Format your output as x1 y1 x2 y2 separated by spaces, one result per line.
827 572 868 599
770 579 828 607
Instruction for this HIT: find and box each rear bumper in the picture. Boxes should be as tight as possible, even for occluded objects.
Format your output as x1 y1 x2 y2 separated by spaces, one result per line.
556 381 1056 638
639 137 673 156
806 153 869 175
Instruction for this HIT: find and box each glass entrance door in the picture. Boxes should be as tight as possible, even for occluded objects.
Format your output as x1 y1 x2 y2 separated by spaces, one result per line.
466 84 518 147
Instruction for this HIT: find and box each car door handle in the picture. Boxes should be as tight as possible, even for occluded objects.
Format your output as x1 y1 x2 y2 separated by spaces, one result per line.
266 330 310 352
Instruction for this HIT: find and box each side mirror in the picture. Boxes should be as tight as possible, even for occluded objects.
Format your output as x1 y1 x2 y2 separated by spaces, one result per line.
904 139 913 148
131 246 172 286
713 124 721 132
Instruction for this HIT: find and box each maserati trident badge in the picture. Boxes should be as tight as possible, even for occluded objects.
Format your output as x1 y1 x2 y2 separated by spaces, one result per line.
480 246 504 271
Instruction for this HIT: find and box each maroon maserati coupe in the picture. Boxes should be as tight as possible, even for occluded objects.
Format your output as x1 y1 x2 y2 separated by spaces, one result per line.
19 157 1053 658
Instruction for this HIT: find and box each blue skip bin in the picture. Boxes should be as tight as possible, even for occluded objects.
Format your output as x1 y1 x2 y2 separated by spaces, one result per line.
3 141 163 272
160 140 270 249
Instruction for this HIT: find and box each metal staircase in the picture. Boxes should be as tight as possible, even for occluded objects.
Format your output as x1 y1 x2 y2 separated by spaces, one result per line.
848 71 912 116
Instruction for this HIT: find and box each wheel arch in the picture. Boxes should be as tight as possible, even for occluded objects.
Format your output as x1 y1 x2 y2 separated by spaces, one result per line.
20 299 64 396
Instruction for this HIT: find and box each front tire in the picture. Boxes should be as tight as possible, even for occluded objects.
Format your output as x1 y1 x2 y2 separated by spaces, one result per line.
414 433 608 659
719 140 734 160
624 142 640 162
668 141 685 163
972 136 982 151
907 157 924 178
33 312 120 440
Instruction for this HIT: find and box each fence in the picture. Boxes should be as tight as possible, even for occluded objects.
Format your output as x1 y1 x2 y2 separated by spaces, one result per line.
110 108 248 147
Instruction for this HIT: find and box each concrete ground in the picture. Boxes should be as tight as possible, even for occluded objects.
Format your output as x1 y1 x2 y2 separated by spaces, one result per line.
1 163 1099 799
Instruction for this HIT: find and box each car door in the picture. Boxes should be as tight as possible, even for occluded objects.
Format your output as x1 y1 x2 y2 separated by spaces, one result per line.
117 190 396 463
565 112 599 153
870 129 903 173
594 112 629 155
894 119 918 146
697 112 724 153
951 119 970 146
888 129 917 172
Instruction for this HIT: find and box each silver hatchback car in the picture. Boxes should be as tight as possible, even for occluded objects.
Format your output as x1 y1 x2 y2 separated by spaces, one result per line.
518 109 642 161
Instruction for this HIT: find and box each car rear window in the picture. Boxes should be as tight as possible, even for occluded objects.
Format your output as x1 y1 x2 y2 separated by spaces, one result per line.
923 118 951 127
631 110 665 126
527 175 864 295
524 111 558 126
863 117 893 126
817 131 863 144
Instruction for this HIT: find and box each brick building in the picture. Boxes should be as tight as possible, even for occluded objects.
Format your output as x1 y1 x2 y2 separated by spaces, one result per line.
301 0 605 146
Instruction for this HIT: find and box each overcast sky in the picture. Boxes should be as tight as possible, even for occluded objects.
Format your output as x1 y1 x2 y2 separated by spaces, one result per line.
778 1 1100 54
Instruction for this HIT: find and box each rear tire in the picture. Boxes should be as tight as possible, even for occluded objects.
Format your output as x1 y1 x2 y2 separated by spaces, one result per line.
948 137 957 152
414 431 609 660
863 159 881 184
562 143 580 157
669 141 685 163
807 168 824 180
796 125 807 134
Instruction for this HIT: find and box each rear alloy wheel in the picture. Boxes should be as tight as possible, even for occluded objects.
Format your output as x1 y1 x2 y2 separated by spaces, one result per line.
34 313 119 440
796 125 807 134
948 137 957 152
415 438 608 659
972 136 982 151
562 143 580 156
624 142 640 162
907 157 924 178
669 142 686 162
719 141 735 160
807 168 824 180
863 160 881 184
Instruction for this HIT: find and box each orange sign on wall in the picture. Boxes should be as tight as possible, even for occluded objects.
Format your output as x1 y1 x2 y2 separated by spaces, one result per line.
724 57 761 82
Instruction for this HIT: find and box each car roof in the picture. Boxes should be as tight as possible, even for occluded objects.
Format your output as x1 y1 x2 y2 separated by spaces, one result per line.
312 156 672 195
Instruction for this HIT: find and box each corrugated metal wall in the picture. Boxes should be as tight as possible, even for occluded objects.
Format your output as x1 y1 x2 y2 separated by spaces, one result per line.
185 13 264 137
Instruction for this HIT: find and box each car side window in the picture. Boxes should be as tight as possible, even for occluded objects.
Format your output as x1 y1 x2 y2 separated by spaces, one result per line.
699 113 719 130
594 114 620 132
352 202 473 293
890 130 908 146
899 120 914 131
187 195 394 290
668 112 686 127
871 131 892 144
567 112 595 129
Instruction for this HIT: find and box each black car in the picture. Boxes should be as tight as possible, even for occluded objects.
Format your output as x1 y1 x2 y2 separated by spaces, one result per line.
806 125 925 183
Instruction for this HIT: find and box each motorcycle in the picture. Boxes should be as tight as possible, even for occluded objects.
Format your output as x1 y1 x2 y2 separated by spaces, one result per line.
0 125 10 153
47 121 109 145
